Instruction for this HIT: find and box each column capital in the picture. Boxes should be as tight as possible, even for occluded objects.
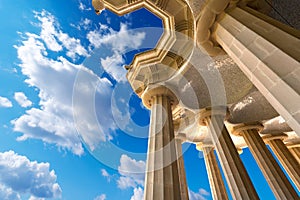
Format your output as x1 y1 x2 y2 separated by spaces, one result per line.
286 142 300 149
196 142 214 151
263 133 288 143
141 85 178 109
175 132 187 143
198 107 228 126
232 123 263 136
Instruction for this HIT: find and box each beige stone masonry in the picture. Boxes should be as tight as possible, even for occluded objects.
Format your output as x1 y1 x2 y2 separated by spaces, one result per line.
214 7 300 135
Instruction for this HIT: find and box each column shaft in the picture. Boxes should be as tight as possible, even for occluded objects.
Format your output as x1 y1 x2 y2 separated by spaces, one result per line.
267 139 300 190
240 129 298 199
202 146 228 200
144 94 182 200
203 114 259 199
175 139 189 200
214 6 300 134
289 147 300 164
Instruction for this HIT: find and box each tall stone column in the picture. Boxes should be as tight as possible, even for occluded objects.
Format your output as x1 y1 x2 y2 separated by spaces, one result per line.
196 143 228 200
233 124 299 199
142 85 186 200
175 137 189 200
287 144 300 164
263 134 300 190
214 6 300 135
199 108 259 200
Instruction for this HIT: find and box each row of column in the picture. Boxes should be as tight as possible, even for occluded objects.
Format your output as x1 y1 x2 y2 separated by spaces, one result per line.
142 84 299 199
197 108 300 200
141 4 300 199
198 5 300 199
142 89 300 198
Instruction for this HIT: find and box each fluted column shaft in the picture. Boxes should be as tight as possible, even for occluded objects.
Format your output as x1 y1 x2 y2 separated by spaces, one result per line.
233 125 298 199
197 143 228 200
288 145 300 164
199 109 259 200
264 135 300 190
175 138 189 200
143 86 185 200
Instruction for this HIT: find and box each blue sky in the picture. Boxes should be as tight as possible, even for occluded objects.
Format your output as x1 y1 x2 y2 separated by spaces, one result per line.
0 0 297 199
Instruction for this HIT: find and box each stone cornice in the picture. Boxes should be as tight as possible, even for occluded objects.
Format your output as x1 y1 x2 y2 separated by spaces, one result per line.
99 0 194 96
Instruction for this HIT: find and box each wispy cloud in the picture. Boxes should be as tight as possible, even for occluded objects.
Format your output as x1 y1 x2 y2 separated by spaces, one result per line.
189 188 210 200
34 10 88 61
12 10 105 155
130 187 143 200
87 23 145 83
14 92 32 108
71 18 92 31
101 169 111 182
117 154 145 189
0 96 12 108
94 194 106 200
79 1 92 11
13 9 147 156
0 151 61 199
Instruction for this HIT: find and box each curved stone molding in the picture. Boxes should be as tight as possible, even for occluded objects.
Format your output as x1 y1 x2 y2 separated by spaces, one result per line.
142 84 179 109
196 0 272 56
95 0 194 96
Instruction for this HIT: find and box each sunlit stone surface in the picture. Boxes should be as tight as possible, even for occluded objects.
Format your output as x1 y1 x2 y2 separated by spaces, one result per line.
92 0 300 199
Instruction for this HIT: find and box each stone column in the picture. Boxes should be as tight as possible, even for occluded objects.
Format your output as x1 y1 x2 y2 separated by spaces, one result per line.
233 124 299 199
264 134 300 190
142 85 186 200
196 143 228 200
214 6 300 135
175 138 189 200
199 108 259 200
287 144 300 164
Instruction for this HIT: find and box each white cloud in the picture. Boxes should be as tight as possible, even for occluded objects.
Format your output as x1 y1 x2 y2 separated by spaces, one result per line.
0 184 20 200
72 18 92 31
13 10 146 156
117 176 137 189
117 154 145 189
13 10 114 155
101 169 111 182
28 196 45 200
87 23 145 51
79 2 92 11
101 169 109 177
14 92 32 108
189 188 210 200
94 194 106 200
130 187 143 200
0 151 61 199
0 96 12 108
100 53 126 82
34 10 88 60
87 23 145 83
